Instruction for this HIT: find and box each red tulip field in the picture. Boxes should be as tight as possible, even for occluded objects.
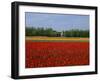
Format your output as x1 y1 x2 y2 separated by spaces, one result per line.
25 37 89 68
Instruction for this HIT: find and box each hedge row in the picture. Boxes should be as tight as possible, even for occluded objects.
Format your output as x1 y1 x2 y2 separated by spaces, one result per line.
26 27 89 37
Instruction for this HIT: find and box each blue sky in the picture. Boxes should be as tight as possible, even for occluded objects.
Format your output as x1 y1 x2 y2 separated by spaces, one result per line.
25 12 89 32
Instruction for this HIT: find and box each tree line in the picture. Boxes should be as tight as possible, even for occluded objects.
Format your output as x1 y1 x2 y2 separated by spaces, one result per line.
26 27 89 37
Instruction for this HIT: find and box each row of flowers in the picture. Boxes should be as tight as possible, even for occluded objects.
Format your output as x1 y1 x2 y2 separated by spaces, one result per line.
25 41 89 68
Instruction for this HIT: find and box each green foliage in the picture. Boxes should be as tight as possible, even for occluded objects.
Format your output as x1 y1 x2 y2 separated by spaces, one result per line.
26 27 89 37
64 29 89 37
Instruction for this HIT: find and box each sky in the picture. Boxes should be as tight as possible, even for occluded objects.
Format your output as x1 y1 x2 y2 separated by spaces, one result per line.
25 12 89 32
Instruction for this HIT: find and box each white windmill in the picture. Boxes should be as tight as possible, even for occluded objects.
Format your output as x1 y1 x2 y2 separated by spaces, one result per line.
61 31 64 37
